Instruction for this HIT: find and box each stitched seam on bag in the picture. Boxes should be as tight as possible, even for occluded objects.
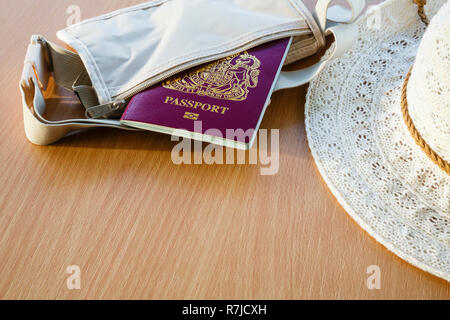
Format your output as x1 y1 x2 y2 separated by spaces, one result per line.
64 0 171 31
106 22 308 94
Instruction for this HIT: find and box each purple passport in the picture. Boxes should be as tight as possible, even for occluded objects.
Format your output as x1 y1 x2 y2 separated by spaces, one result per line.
120 38 291 149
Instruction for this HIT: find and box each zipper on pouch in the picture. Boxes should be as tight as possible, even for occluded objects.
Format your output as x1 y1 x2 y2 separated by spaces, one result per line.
88 30 303 119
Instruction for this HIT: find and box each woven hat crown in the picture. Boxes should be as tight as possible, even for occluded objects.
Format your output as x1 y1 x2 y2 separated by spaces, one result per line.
407 2 450 162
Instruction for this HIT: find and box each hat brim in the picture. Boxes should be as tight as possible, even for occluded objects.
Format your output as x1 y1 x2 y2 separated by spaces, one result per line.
305 0 449 281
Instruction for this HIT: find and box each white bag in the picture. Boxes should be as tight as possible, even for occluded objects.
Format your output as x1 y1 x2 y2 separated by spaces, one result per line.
20 0 365 145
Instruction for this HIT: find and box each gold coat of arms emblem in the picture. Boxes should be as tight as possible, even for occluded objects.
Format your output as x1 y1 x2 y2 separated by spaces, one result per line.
163 52 261 101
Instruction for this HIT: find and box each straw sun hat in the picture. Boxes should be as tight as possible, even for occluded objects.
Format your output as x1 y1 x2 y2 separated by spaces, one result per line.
305 0 449 280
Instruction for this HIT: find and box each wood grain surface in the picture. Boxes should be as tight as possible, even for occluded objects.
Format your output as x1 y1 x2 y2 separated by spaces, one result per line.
0 0 448 299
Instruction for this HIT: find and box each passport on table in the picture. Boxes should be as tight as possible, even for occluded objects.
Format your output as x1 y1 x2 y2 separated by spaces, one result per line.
120 38 292 150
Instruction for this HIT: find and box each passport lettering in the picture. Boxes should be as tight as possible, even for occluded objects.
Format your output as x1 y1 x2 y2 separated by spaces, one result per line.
163 96 230 115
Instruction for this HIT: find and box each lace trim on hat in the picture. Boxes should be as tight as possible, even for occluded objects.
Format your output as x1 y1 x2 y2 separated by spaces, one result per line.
305 0 449 280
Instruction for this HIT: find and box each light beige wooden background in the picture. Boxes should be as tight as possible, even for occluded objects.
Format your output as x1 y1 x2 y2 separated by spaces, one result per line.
0 0 448 299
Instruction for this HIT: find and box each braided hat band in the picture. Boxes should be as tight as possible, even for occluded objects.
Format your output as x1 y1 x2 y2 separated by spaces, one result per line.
400 0 450 176
401 68 450 175
413 0 430 25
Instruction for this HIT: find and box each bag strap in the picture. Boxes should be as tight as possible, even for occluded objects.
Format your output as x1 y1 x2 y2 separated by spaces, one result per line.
315 0 366 31
20 35 137 145
274 0 365 91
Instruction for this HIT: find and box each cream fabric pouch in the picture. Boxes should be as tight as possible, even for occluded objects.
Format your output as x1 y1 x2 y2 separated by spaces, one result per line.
20 0 365 145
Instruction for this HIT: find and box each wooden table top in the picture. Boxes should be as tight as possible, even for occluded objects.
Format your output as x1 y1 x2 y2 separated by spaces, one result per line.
0 0 448 299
